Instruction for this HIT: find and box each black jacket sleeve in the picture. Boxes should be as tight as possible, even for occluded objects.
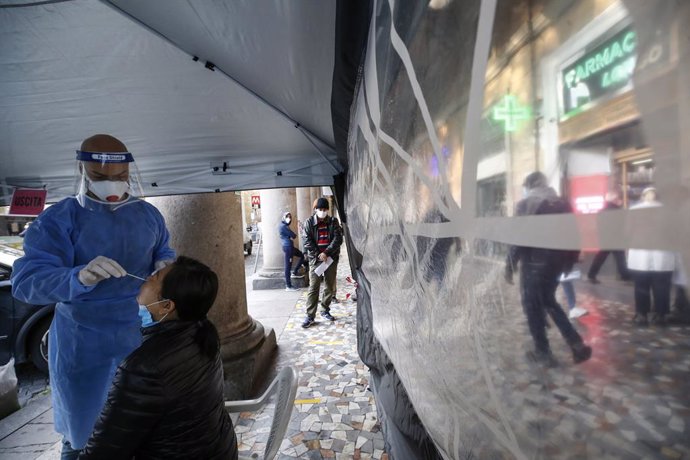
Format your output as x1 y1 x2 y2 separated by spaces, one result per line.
79 358 167 459
302 218 318 258
325 218 343 257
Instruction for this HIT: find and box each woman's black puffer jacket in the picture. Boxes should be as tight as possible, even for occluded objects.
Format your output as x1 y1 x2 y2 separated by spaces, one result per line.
79 321 238 459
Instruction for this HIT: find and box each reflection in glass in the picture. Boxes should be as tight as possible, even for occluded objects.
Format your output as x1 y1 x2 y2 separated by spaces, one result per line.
347 0 690 457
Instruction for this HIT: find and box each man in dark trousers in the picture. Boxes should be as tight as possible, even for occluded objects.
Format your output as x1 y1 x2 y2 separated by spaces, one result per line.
278 211 308 291
587 192 630 283
301 197 343 328
505 172 592 367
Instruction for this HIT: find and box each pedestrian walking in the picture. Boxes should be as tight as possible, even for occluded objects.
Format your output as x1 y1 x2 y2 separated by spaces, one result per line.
587 192 630 283
505 172 592 367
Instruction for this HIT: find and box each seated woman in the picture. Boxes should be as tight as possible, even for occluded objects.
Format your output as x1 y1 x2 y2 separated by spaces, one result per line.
79 256 238 459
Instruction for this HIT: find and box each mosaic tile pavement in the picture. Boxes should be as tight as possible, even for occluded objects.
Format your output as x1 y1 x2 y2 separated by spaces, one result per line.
235 255 389 460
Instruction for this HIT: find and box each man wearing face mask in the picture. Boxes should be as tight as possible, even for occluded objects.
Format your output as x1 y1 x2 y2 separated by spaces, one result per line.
11 134 175 459
301 197 343 328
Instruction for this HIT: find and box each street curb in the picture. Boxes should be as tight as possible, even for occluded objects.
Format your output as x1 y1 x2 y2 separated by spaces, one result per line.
0 392 52 440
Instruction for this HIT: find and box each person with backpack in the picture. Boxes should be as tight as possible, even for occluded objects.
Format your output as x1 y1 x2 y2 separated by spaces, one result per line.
504 172 592 367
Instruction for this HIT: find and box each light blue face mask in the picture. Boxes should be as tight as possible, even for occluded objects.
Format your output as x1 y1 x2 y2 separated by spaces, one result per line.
138 299 170 327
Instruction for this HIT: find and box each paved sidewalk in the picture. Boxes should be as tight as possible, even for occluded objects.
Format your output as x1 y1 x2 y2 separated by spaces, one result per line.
0 395 59 460
0 251 386 459
236 258 387 459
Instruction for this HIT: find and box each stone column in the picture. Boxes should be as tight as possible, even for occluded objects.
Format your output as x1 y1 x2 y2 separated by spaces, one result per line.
148 193 276 399
252 188 303 288
310 187 320 208
296 187 313 249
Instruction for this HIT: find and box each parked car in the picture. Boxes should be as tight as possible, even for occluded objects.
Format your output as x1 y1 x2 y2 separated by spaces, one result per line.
243 227 253 256
0 236 53 374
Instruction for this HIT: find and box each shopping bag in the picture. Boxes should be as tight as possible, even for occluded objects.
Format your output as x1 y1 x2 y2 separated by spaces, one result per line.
0 358 20 418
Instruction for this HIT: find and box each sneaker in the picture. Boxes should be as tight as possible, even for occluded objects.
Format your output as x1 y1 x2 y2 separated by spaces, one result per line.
568 306 589 319
633 314 649 327
321 311 336 321
301 317 315 328
331 297 340 304
526 349 558 368
285 286 299 292
292 273 304 278
571 342 592 364
588 277 600 284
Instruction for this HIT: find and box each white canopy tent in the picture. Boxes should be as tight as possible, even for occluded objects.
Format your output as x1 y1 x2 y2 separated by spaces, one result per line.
0 0 342 205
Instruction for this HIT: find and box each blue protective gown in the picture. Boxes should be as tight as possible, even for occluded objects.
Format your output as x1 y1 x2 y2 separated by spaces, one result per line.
11 196 175 449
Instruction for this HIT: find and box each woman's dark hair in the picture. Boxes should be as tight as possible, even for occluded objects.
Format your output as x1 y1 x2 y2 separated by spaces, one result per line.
161 256 220 359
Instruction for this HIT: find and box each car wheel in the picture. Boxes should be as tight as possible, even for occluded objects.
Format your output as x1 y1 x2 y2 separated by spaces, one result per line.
245 241 252 256
29 316 51 375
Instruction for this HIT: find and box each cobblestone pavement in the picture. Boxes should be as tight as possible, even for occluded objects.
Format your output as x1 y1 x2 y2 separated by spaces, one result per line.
234 255 389 460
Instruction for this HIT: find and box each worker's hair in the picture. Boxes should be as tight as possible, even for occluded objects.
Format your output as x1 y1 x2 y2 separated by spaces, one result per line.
161 256 220 359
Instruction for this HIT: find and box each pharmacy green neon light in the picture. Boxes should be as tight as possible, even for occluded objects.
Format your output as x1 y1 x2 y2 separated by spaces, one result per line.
492 95 530 132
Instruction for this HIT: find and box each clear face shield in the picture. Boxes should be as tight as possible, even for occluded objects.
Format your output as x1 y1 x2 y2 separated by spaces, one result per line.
74 150 146 210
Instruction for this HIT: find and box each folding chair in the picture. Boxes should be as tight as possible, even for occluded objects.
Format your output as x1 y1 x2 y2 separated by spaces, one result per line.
225 366 298 460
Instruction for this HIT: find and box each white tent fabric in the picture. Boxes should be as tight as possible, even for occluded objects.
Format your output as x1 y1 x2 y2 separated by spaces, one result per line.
0 0 340 205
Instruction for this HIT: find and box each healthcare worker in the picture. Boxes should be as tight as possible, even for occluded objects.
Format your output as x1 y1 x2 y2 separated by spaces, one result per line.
11 134 175 459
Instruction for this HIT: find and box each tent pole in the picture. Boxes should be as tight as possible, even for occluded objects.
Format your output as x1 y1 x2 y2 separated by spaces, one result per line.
295 125 342 174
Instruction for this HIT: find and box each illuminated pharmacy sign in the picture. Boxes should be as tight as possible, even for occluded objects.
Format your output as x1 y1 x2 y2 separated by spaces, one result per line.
560 25 636 118
492 95 530 133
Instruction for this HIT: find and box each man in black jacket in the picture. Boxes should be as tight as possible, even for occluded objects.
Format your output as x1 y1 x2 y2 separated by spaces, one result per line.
301 197 343 328
505 172 592 367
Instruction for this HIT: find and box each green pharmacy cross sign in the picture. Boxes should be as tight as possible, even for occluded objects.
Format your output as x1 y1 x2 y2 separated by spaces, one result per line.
492 95 530 132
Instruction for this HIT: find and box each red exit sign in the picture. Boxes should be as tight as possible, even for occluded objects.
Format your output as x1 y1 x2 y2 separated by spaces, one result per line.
9 189 47 216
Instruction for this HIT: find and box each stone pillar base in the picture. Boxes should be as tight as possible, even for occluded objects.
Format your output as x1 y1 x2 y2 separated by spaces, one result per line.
252 268 308 290
220 319 277 400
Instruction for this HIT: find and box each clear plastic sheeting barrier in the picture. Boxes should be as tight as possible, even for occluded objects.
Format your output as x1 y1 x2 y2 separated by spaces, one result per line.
347 0 690 458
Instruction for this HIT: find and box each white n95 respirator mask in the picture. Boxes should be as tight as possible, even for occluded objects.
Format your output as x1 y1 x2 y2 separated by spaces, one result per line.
88 180 129 202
